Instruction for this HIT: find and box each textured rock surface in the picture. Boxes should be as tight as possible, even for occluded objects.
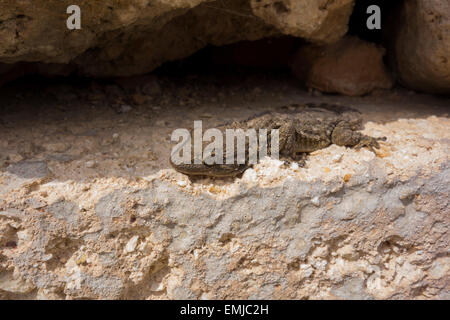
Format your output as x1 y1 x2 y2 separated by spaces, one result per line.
390 0 450 94
0 76 448 299
0 0 354 77
249 0 354 43
1 128 448 299
291 37 394 96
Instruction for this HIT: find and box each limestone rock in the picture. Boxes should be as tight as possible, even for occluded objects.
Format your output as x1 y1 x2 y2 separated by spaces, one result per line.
0 0 356 78
291 36 394 96
390 0 450 94
0 99 448 299
250 0 355 43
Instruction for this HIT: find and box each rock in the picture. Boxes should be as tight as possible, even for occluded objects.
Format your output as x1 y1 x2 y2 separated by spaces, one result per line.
250 0 355 43
7 153 24 163
0 272 35 294
177 181 188 188
17 141 38 158
119 105 133 114
44 142 71 153
6 161 48 179
2 160 448 299
131 93 148 105
124 236 139 253
311 196 320 207
0 76 448 300
47 200 79 225
291 36 394 96
85 160 96 168
25 198 47 209
0 0 355 79
331 277 374 300
389 0 450 94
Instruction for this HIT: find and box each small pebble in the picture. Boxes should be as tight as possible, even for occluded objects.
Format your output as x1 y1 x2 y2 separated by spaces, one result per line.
311 196 320 207
344 174 352 182
132 93 147 105
124 236 139 253
120 105 133 113
86 160 96 168
44 142 71 153
177 180 188 187
8 153 24 163
332 153 343 163
243 168 257 182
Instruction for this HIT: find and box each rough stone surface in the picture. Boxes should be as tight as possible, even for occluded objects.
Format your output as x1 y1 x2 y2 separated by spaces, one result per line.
249 0 354 43
291 37 394 96
0 75 448 300
390 0 450 94
0 0 355 78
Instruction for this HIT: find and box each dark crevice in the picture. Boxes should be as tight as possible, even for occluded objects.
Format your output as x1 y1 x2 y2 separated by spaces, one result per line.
153 36 300 77
348 0 404 45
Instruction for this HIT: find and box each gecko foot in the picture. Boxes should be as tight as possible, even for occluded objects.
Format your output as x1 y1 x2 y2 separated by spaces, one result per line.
355 136 387 153
281 153 307 168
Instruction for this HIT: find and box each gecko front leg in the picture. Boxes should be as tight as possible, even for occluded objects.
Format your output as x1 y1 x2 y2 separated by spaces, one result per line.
331 121 386 153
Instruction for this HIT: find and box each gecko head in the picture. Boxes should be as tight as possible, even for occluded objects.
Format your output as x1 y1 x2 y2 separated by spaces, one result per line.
346 116 363 131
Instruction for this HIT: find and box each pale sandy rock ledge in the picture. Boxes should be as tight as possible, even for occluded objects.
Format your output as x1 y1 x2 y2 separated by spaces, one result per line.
0 79 448 299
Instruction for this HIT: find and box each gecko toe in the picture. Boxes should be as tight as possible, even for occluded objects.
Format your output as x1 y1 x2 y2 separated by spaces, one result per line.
355 136 385 153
